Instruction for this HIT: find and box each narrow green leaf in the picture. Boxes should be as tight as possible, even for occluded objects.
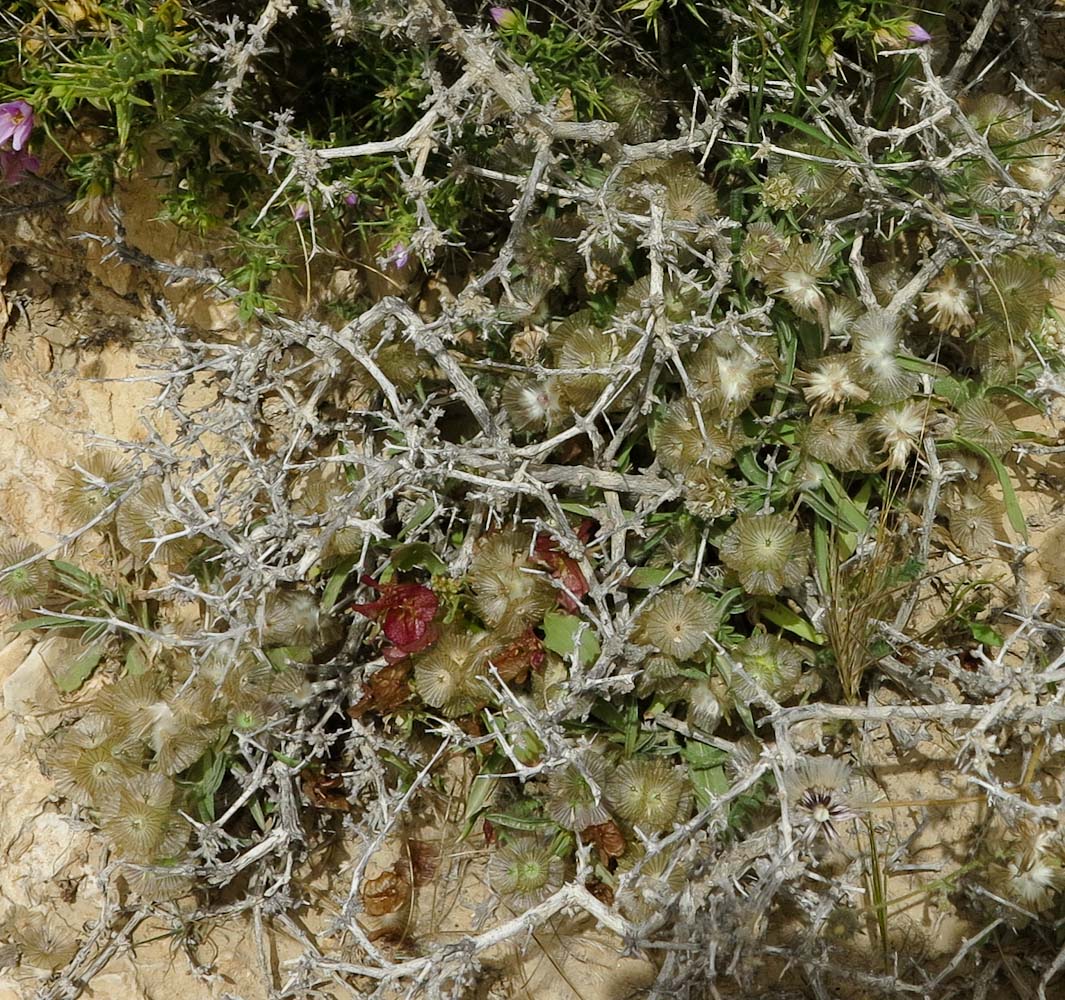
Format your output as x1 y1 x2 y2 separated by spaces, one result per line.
55 642 104 692
953 438 1028 541
761 602 825 644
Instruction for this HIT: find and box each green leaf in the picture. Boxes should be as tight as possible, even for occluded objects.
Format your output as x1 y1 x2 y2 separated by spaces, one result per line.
388 542 447 576
542 611 600 667
625 567 688 589
483 812 555 833
55 642 104 692
322 555 359 611
125 644 148 677
684 742 729 809
969 621 1004 647
760 603 825 644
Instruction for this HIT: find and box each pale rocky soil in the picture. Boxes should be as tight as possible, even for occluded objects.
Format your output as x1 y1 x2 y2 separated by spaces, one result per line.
1 176 1064 999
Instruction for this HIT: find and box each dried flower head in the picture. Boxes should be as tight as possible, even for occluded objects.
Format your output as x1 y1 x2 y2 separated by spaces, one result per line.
946 486 1003 556
688 344 775 418
981 256 1049 334
3 907 77 972
606 757 691 831
57 451 130 526
987 822 1065 914
501 376 565 432
797 355 869 412
602 75 667 143
719 513 810 595
872 400 929 469
783 756 857 841
0 540 53 613
683 465 736 520
685 677 724 732
963 94 1026 144
545 752 610 831
921 268 975 332
50 725 144 807
801 412 872 471
954 398 1017 457
767 240 832 319
99 773 185 862
551 314 636 412
469 530 556 637
761 173 799 211
514 216 580 284
263 589 326 646
413 628 490 717
772 136 849 207
633 588 718 661
115 478 197 566
853 311 918 403
615 846 687 922
663 168 718 224
488 837 564 909
740 222 786 279
653 399 738 472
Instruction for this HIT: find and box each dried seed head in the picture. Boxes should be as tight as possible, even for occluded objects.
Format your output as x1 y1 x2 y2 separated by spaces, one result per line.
772 136 849 206
50 729 143 807
767 241 832 319
602 75 667 143
551 313 635 412
115 479 196 566
981 256 1049 334
606 757 691 831
99 773 182 861
740 222 786 279
615 846 687 922
501 376 564 432
0 540 53 613
946 486 1003 556
783 756 857 841
963 93 1026 144
413 628 490 718
262 590 324 646
633 588 718 661
514 215 581 283
488 837 564 909
653 399 738 472
872 400 929 469
688 344 774 417
824 295 860 339
719 513 810 596
663 169 718 224
683 465 736 520
469 530 556 636
986 822 1065 914
4 907 78 972
801 412 873 472
921 268 976 332
57 451 130 526
122 863 193 902
685 677 724 732
545 753 610 831
760 173 799 211
955 398 1017 457
797 355 869 411
853 314 918 403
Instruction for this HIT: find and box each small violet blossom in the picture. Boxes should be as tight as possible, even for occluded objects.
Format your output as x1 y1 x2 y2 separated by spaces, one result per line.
292 201 310 221
344 192 359 207
0 101 34 151
489 6 517 27
904 22 931 45
388 241 411 270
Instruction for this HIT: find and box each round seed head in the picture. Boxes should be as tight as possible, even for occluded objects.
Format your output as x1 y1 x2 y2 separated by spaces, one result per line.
772 136 850 206
653 399 737 472
767 241 831 318
50 730 143 807
946 486 1003 557
685 677 724 732
262 589 324 646
719 513 810 596
469 530 556 636
488 838 564 909
6 908 78 972
682 465 736 520
99 773 179 861
797 355 869 412
56 451 130 526
633 588 718 661
115 478 196 566
602 75 667 143
800 412 872 471
688 344 774 417
981 256 1049 334
663 169 717 224
615 846 687 922
545 753 610 831
606 757 691 831
413 628 490 717
501 376 564 432
740 222 786 279
514 215 581 283
783 756 857 841
921 268 975 333
963 93 1026 144
872 401 929 469
0 540 53 613
955 398 1016 457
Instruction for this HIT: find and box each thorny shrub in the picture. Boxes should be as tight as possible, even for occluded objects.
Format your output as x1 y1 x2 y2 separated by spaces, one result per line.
2 0 1065 997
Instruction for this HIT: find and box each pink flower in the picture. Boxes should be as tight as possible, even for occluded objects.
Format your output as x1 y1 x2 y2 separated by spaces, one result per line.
344 192 359 207
0 101 34 152
489 6 516 27
388 242 411 269
0 148 39 187
292 201 309 221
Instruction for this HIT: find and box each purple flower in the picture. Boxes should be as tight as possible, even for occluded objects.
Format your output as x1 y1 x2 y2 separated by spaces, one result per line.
389 242 411 269
344 192 359 207
904 22 931 45
489 6 516 27
292 201 310 221
0 101 34 152
0 148 39 187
